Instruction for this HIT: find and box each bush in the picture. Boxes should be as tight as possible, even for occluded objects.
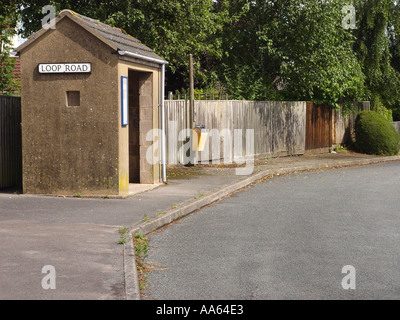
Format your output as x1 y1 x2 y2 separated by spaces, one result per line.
355 111 400 156
374 103 393 122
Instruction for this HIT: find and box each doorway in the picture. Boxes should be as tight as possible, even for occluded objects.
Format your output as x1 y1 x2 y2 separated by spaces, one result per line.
128 69 153 183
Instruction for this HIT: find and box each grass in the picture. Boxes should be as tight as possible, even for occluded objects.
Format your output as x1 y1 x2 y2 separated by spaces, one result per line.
134 232 151 291
118 229 151 291
330 144 350 154
118 226 129 244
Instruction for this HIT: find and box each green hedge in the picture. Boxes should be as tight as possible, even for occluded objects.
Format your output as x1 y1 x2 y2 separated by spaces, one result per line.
375 104 393 122
355 111 400 156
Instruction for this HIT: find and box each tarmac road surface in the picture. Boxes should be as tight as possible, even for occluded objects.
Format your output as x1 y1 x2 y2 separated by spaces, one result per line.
146 162 400 300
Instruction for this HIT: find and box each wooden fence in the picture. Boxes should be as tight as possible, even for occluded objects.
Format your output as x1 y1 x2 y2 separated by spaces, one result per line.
167 92 229 101
0 95 22 189
393 122 400 134
165 100 370 164
305 102 333 151
305 101 371 151
333 102 371 145
165 100 306 164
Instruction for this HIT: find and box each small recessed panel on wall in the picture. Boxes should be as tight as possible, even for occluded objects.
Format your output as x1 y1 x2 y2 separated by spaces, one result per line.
121 76 128 126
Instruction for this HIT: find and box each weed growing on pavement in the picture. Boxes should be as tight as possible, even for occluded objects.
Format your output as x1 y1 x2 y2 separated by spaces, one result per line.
134 232 149 260
134 232 150 291
156 211 167 216
118 226 129 244
330 144 348 153
142 214 149 222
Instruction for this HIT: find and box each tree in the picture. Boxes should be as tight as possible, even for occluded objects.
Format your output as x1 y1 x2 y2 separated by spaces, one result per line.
388 0 400 118
17 0 398 107
354 0 400 109
216 0 365 106
278 0 365 107
18 0 229 92
0 1 19 94
389 1 400 74
214 0 279 100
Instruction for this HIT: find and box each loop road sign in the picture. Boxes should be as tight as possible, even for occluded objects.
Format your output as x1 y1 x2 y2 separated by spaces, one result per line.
38 63 91 74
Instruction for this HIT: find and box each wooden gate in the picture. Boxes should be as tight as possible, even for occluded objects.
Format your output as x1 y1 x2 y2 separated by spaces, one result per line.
0 96 22 189
306 102 333 151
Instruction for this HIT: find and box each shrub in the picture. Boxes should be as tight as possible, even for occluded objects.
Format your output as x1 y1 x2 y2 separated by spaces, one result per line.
374 104 393 122
355 111 400 156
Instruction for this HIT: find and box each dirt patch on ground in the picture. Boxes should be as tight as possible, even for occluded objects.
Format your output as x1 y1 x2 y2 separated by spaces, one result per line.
166 165 210 180
166 152 387 180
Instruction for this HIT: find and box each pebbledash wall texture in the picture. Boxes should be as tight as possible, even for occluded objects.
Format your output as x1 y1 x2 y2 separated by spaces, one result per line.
16 10 167 196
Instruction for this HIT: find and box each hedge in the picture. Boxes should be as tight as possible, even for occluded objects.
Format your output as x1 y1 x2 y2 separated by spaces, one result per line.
355 111 400 156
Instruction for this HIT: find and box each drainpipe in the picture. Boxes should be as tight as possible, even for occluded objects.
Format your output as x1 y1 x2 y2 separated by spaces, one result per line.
118 50 168 183
160 63 167 183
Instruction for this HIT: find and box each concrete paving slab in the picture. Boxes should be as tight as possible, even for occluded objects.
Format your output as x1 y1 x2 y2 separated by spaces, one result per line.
0 220 124 300
128 183 162 196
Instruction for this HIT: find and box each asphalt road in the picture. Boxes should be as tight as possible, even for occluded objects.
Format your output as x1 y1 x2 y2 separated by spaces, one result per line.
146 162 400 300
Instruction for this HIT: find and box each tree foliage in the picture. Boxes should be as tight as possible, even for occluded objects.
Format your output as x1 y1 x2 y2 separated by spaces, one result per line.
354 0 400 109
0 1 19 94
214 0 366 107
19 0 229 91
14 0 400 107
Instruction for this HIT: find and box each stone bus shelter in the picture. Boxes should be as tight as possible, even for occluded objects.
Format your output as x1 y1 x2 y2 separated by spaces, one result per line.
16 9 168 196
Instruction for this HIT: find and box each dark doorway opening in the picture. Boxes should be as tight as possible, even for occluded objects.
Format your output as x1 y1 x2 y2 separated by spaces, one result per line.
128 70 140 183
128 70 153 183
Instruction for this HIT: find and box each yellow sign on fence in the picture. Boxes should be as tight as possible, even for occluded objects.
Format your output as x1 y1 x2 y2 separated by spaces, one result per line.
192 127 208 152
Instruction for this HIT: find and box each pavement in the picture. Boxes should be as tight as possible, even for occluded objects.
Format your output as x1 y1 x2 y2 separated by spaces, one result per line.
1 151 400 299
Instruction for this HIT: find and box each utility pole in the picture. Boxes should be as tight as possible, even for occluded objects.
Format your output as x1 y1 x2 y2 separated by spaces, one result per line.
185 54 195 166
189 54 195 130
